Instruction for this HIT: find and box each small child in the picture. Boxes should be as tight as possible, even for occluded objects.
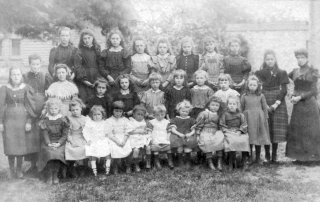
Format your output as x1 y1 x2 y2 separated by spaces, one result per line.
169 100 197 168
147 105 173 169
38 98 69 185
112 74 140 117
83 105 111 176
195 96 225 171
141 72 165 119
128 105 151 172
176 37 199 86
164 69 191 119
190 70 214 118
241 75 270 164
65 98 87 177
220 96 250 171
85 78 112 117
46 64 79 116
106 101 133 174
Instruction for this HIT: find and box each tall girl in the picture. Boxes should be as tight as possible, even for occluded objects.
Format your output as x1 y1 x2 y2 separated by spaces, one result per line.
130 36 152 96
164 70 191 118
0 67 37 179
195 96 224 171
190 70 214 118
240 75 270 164
46 64 79 116
150 37 176 88
223 38 251 93
199 36 224 89
255 50 289 163
176 37 199 86
74 29 101 103
99 29 130 88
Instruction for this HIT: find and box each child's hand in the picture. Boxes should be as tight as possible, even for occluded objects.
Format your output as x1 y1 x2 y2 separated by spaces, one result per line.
25 123 32 131
70 72 75 80
185 132 193 138
52 142 61 148
271 103 279 110
84 81 94 88
0 124 4 132
127 110 133 116
107 75 115 85
141 79 149 86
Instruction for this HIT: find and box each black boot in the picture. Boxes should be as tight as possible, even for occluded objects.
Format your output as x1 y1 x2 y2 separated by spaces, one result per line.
255 146 263 165
16 156 23 179
113 159 119 175
242 152 249 171
146 154 151 170
271 143 278 163
185 153 192 169
228 152 234 171
8 156 15 179
134 159 141 173
177 153 184 167
264 145 271 163
125 158 132 174
167 153 174 169
154 155 162 169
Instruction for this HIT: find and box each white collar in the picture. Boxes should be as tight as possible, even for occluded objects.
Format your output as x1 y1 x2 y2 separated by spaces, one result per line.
47 114 63 120
109 46 123 52
173 85 184 90
193 85 209 90
120 89 130 95
177 116 190 119
150 89 161 93
96 94 104 98
6 83 26 90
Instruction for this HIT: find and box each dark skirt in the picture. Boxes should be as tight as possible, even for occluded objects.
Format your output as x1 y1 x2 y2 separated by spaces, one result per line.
263 89 288 143
170 134 197 149
286 96 320 161
38 143 66 171
151 144 171 152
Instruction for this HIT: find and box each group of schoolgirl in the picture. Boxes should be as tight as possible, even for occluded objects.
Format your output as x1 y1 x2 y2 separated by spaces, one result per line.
0 27 285 185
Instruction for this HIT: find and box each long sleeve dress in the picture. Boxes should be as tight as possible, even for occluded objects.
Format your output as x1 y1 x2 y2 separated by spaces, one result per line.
220 110 250 152
164 86 191 118
147 119 171 152
112 90 140 115
84 94 113 117
190 85 214 118
176 54 199 83
240 93 270 145
286 65 320 161
150 54 176 83
140 89 165 117
130 53 152 95
0 83 37 156
128 117 150 149
199 52 224 85
255 67 289 143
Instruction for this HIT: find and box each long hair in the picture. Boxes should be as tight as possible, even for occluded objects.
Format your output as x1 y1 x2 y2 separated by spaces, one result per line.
132 36 149 55
244 75 262 95
202 36 218 55
115 74 136 92
261 49 280 71
105 29 125 50
53 64 72 81
205 95 224 116
172 69 188 87
155 37 174 55
179 37 194 55
78 29 101 54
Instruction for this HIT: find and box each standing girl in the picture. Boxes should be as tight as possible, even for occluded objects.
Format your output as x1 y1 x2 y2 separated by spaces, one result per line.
106 101 133 174
83 105 111 176
195 96 224 171
150 37 176 88
176 37 199 86
190 70 214 118
46 64 79 116
169 100 197 168
255 50 289 163
199 36 224 90
164 69 191 118
38 98 69 185
0 68 37 179
74 29 101 103
240 75 270 164
112 74 140 117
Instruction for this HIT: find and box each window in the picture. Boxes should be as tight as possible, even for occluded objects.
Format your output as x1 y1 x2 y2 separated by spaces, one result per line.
12 39 21 56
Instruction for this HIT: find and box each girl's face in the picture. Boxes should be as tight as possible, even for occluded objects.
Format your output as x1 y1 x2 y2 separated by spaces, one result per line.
56 68 67 81
219 78 230 90
248 80 258 92
265 54 276 68
196 74 206 86
158 43 168 55
208 101 220 113
179 108 190 117
174 75 184 87
155 111 166 121
71 105 82 117
150 79 160 90
133 110 145 122
30 59 41 73
110 34 121 48
113 109 123 118
205 41 216 53
96 83 107 96
229 42 240 55
49 105 60 116
120 78 129 90
83 34 93 47
227 99 238 112
92 111 103 121
296 55 308 67
10 69 22 85
182 42 192 55
135 40 145 54
60 30 70 46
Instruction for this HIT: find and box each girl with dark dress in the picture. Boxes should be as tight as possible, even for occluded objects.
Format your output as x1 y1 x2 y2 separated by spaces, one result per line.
74 29 101 103
0 68 37 179
286 49 320 162
48 27 77 79
255 50 289 163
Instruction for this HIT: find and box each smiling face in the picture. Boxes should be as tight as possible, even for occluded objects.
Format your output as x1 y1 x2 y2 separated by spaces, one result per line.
135 40 146 54
110 33 121 48
60 30 70 46
10 69 23 86
265 54 276 68
205 41 216 53
158 43 168 55
120 78 129 90
70 105 82 117
296 55 308 67
30 59 41 74
83 34 93 47
56 67 67 81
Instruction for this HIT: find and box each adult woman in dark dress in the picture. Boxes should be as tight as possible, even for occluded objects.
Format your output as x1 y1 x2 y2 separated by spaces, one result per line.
286 49 320 162
256 50 289 163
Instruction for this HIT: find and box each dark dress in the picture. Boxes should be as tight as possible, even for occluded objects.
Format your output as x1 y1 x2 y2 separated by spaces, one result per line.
256 67 289 143
84 94 113 117
112 90 140 114
48 43 77 77
0 84 38 156
169 116 197 149
164 86 191 118
286 65 320 161
176 54 199 82
74 45 101 102
38 116 69 171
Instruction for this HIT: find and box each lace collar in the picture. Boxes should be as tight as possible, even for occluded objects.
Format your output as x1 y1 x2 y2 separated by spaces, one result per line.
47 114 63 120
177 116 190 119
6 83 26 90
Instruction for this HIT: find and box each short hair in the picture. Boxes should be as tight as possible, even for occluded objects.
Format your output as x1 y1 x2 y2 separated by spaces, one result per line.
156 37 173 55
226 95 240 111
294 48 308 58
206 96 224 115
45 98 62 111
69 97 86 110
28 54 42 64
94 77 109 90
89 105 106 119
112 100 125 110
58 27 71 35
172 69 188 86
153 104 167 114
244 75 262 95
194 70 208 80
133 104 147 114
228 37 241 46
180 37 194 55
218 73 234 86
54 63 72 80
8 67 23 85
132 36 149 55
149 72 162 83
176 100 193 113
